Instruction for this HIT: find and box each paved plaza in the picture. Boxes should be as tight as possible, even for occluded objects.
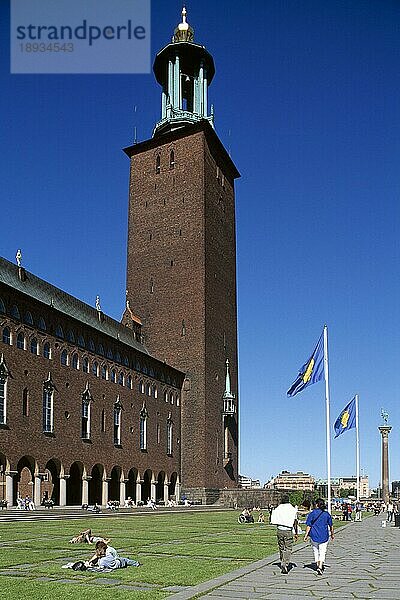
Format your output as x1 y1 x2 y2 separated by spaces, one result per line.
168 514 399 600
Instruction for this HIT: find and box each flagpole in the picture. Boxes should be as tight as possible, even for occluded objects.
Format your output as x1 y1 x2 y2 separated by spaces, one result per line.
323 325 332 514
355 394 360 502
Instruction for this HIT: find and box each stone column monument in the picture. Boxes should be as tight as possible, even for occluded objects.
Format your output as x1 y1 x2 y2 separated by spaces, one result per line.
379 409 392 504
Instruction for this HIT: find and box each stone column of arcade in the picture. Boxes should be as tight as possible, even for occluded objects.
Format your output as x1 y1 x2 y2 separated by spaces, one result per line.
102 478 110 506
5 471 16 506
379 425 392 504
120 479 127 507
164 480 169 504
151 479 157 502
82 476 90 506
136 479 142 504
59 475 68 506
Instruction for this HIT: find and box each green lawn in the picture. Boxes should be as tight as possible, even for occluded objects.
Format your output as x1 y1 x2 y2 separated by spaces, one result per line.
0 510 346 599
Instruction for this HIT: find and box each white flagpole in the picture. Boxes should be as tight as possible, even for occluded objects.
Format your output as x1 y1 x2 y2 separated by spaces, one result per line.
323 325 332 513
355 394 360 502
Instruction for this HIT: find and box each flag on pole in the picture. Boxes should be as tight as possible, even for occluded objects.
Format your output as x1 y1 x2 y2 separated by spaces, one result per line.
334 396 356 438
287 332 324 397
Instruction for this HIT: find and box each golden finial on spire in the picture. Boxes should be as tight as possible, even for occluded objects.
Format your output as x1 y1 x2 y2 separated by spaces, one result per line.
173 5 194 42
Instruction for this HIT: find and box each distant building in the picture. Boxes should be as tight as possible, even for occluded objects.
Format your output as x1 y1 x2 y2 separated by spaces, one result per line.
265 471 315 491
239 475 261 489
316 475 370 498
391 481 400 499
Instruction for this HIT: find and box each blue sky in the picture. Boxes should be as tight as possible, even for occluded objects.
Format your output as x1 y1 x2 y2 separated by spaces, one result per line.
1 0 399 489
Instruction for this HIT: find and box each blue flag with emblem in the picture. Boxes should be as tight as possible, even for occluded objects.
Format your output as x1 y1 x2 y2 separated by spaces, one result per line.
287 332 324 397
334 397 356 438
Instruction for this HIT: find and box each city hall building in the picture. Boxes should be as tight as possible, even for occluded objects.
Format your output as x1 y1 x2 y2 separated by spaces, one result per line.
0 10 239 506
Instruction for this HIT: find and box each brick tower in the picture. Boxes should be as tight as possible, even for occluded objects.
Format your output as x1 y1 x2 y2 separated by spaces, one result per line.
124 9 239 501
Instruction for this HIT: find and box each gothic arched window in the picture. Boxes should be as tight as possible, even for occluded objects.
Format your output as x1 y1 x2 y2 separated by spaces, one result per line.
170 150 175 169
38 317 46 331
72 353 79 370
2 327 11 345
17 332 25 350
60 349 68 366
30 337 38 355
43 342 51 359
155 154 161 174
24 311 33 326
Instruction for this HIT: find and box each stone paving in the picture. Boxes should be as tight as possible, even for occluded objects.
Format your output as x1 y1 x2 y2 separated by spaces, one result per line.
168 515 400 600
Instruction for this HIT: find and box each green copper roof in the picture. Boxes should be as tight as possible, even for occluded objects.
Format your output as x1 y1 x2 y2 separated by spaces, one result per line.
0 256 148 355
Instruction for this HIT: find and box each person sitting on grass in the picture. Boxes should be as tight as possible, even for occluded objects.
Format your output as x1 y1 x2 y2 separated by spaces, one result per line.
89 540 140 569
69 528 110 544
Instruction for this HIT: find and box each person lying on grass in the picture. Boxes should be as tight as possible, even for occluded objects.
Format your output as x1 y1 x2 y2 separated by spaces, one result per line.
69 528 110 544
88 540 140 569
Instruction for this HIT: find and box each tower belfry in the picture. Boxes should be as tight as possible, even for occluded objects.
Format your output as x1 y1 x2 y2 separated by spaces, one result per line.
124 8 240 501
153 7 215 137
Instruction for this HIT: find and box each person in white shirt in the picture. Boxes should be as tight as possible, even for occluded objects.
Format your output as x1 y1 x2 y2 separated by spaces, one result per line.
270 495 299 574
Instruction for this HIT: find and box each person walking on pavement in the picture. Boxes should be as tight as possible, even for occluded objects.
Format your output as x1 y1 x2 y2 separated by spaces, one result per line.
386 500 394 522
304 498 334 575
270 494 299 574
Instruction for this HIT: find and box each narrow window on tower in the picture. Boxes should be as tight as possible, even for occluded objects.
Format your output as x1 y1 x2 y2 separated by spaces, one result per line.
22 388 29 416
101 408 106 432
155 154 161 174
140 405 148 450
114 398 122 446
181 320 186 337
170 150 175 169
150 278 154 294
42 383 54 433
167 416 173 456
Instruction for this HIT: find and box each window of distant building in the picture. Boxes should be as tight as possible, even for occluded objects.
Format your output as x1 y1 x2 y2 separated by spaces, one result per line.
2 327 11 345
42 375 55 433
37 317 46 331
111 370 116 383
155 154 161 174
98 344 105 356
107 348 113 360
101 408 106 432
22 388 29 417
61 349 68 366
0 356 9 425
66 330 75 343
167 416 173 455
82 357 89 373
43 342 51 359
81 386 92 440
170 150 175 169
24 311 34 326
30 337 38 355
118 372 124 386
92 361 99 377
10 305 20 320
114 398 122 445
101 365 108 380
88 339 95 352
126 375 132 389
140 406 148 450
77 335 85 348
17 332 25 350
72 353 79 370
55 325 64 339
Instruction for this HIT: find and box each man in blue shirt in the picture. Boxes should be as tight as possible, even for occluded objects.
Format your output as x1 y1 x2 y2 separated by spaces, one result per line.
304 498 334 575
